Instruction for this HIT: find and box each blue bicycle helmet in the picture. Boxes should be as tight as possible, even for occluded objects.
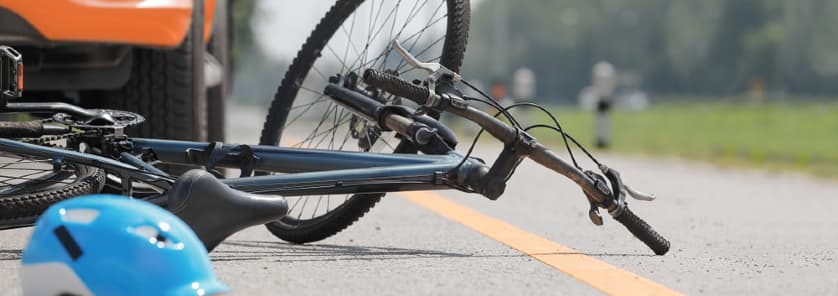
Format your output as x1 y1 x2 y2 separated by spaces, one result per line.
21 194 229 296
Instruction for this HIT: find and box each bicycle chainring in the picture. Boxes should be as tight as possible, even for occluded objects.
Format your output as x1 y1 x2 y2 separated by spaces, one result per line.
52 109 144 131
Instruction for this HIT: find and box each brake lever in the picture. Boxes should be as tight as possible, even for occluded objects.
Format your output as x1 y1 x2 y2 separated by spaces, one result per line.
623 184 656 201
583 165 658 226
599 164 656 202
391 39 461 84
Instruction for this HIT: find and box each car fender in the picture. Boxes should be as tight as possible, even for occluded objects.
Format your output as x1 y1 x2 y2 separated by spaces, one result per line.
0 0 216 48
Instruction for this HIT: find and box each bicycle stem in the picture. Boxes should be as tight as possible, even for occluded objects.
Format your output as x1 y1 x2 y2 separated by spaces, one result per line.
444 102 612 204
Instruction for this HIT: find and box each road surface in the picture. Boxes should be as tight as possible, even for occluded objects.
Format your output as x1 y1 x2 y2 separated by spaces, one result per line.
1 106 836 295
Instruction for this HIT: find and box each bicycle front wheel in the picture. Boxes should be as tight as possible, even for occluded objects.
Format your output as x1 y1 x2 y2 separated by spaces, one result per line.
259 0 469 243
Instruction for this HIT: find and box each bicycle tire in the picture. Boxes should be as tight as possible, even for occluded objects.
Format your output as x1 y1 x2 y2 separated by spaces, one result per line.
0 150 106 227
259 0 469 243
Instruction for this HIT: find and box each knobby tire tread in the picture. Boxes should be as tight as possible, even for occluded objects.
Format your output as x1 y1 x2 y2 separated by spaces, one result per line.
0 165 105 223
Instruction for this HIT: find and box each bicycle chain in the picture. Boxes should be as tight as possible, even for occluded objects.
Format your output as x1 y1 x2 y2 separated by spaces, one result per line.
16 118 76 147
18 113 142 147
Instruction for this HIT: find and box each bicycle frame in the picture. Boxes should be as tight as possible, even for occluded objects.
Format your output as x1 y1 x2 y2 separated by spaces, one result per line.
0 137 485 198
133 138 478 196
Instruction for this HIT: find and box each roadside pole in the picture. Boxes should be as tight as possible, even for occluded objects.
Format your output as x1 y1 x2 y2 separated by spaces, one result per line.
592 62 616 149
512 67 535 123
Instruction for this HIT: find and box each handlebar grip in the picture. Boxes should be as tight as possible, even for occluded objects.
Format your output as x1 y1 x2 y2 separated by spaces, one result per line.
363 69 432 105
613 207 670 255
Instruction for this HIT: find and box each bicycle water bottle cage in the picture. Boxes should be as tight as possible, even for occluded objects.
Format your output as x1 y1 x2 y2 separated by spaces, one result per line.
1 46 24 107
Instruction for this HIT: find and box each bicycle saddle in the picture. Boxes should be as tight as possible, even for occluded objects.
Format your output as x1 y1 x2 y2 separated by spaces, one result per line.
166 169 288 251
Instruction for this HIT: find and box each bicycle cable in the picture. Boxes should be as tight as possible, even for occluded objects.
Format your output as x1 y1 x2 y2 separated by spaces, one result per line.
495 102 583 169
450 79 524 172
449 82 603 178
458 80 591 165
524 124 602 167
448 79 605 190
461 79 524 130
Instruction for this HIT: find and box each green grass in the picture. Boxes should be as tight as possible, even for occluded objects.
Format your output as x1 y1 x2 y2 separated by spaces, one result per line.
512 101 838 177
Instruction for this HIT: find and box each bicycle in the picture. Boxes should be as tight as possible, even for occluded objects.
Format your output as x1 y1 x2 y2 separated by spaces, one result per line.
0 0 669 255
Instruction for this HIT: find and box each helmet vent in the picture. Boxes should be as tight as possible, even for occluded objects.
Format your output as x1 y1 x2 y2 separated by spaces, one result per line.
60 208 100 224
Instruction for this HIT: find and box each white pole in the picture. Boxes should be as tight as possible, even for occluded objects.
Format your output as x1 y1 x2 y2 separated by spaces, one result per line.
592 61 616 149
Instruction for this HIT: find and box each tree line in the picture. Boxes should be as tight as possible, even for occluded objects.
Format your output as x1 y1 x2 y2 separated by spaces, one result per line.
463 0 838 100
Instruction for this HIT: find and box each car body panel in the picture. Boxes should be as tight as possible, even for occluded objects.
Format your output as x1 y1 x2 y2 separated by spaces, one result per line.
0 0 215 48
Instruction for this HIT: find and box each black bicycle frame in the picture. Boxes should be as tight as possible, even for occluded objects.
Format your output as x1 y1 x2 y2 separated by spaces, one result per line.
0 137 486 197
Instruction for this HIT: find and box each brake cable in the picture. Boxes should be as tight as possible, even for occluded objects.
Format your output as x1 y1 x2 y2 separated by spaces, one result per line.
448 79 610 200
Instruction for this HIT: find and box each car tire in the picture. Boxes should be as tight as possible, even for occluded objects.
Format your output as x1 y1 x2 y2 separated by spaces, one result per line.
99 1 207 142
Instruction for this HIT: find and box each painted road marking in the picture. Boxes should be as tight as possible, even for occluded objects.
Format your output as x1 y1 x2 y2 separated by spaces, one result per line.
400 191 682 296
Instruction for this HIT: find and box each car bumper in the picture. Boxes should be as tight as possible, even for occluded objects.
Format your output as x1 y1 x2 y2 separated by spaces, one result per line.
0 0 214 48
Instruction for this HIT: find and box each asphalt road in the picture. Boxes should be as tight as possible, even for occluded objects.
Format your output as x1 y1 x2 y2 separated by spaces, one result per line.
1 106 837 295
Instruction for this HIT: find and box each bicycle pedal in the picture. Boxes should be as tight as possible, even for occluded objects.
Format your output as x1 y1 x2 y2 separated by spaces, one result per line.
1 45 24 105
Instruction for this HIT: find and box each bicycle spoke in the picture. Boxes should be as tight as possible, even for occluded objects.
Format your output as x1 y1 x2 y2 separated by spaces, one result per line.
396 10 447 69
285 94 328 128
340 13 362 64
290 96 329 111
310 65 332 82
0 173 73 185
325 44 351 73
294 116 352 148
312 196 324 220
297 103 340 147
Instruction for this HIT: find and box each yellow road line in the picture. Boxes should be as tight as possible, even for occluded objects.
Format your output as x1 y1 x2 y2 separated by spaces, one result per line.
400 191 682 296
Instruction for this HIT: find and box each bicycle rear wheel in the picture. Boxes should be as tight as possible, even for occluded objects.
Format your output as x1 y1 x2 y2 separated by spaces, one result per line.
0 149 105 228
259 0 469 243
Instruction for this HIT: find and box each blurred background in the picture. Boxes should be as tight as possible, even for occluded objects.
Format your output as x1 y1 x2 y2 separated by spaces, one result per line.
229 0 837 177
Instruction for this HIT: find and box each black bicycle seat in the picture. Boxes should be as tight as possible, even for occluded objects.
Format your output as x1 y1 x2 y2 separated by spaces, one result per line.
166 169 288 251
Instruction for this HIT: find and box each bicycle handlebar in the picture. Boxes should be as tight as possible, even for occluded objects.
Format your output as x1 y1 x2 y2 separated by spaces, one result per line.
362 69 670 255
613 207 671 255
363 69 435 106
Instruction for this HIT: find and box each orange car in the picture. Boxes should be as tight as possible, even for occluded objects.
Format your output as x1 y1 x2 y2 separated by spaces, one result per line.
0 0 231 141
